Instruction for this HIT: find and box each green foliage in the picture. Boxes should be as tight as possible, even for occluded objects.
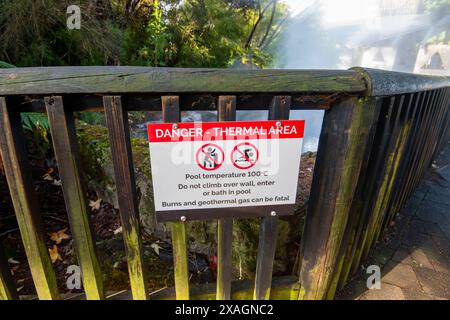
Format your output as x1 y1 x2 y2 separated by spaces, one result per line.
20 113 53 165
21 113 49 132
0 60 15 68
0 0 120 66
0 0 288 68
75 112 105 126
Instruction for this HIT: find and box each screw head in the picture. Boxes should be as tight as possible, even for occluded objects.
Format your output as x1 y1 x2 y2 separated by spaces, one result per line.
270 211 277 216
173 123 179 130
180 215 186 222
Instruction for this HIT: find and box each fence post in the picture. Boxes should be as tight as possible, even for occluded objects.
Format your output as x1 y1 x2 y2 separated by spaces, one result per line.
162 96 190 300
297 96 378 300
45 96 104 300
216 96 236 300
0 97 59 300
0 246 18 300
103 96 149 300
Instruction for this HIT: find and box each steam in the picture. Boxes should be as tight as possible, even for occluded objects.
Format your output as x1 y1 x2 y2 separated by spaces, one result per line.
278 0 450 152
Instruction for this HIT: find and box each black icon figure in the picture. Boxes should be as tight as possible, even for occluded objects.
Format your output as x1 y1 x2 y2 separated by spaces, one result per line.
203 147 218 169
235 148 254 163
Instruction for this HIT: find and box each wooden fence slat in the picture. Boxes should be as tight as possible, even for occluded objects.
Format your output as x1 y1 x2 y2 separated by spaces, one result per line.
0 245 18 300
358 95 406 262
347 96 400 275
254 216 279 300
381 92 423 231
392 91 430 218
253 96 291 300
337 96 396 286
103 96 148 300
326 97 383 298
216 96 236 300
433 88 450 160
0 97 59 300
419 89 448 172
369 95 414 249
298 96 380 300
394 92 442 220
162 96 190 300
399 90 438 208
45 96 104 300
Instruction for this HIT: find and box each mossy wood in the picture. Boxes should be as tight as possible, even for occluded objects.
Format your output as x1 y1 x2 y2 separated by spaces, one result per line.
381 93 422 233
326 97 382 298
162 96 190 300
253 96 291 300
0 246 18 300
216 96 236 300
45 96 104 300
103 96 149 300
0 67 367 95
0 97 59 300
298 96 380 300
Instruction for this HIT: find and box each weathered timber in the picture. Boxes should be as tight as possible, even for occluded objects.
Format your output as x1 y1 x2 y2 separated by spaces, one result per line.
370 95 414 248
45 96 104 300
162 96 190 300
298 96 379 300
348 96 398 275
152 276 300 300
392 91 431 217
9 94 332 113
68 276 300 300
400 90 438 209
326 97 382 297
0 97 59 300
360 96 406 262
103 96 148 300
216 96 236 300
421 89 449 169
0 245 18 300
0 67 367 95
433 88 450 159
354 67 450 96
253 96 291 300
382 93 422 230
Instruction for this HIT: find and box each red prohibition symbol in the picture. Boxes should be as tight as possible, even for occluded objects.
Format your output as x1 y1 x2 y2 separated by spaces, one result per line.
196 143 224 171
231 142 259 170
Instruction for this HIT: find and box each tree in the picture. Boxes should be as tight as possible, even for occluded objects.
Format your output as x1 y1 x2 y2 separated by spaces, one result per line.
0 0 289 68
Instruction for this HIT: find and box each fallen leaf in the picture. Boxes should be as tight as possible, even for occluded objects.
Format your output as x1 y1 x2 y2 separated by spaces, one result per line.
89 198 102 211
48 245 62 263
113 226 122 235
8 257 20 264
151 243 162 256
53 179 62 186
49 228 70 244
42 173 53 181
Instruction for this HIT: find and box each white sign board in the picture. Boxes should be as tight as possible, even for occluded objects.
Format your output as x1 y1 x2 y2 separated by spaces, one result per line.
147 120 305 221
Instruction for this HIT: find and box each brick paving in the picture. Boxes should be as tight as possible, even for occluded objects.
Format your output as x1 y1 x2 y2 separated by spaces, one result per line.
336 142 450 300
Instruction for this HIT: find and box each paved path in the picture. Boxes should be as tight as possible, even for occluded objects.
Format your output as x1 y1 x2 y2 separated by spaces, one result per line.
337 141 450 300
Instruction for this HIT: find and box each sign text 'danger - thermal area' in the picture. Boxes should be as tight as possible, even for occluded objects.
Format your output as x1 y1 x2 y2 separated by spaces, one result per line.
147 120 305 221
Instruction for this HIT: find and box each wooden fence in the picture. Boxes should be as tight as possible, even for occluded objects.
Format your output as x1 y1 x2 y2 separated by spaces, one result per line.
0 67 449 300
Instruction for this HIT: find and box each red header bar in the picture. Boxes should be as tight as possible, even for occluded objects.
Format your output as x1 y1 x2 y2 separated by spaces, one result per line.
147 120 305 143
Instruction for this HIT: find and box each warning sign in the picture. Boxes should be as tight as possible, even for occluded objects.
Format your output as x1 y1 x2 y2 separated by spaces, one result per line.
147 120 305 222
